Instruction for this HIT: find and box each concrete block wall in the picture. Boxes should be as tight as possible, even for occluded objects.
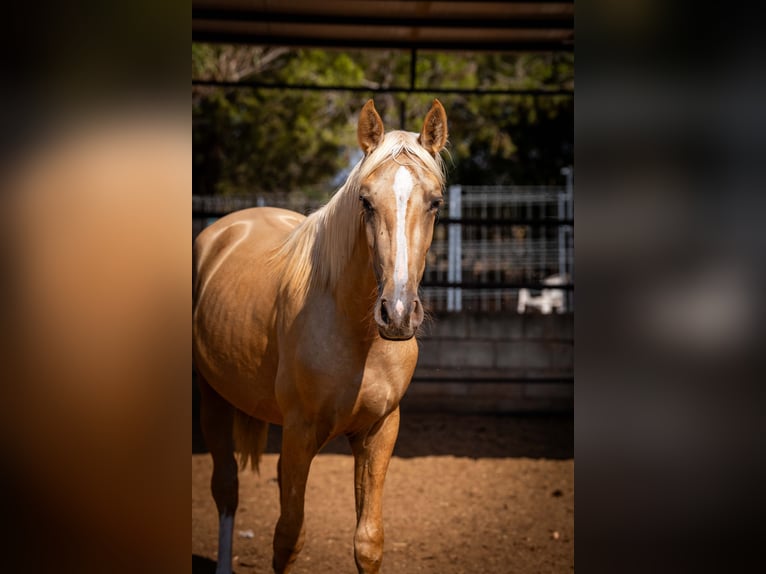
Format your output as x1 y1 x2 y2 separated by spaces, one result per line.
402 312 574 413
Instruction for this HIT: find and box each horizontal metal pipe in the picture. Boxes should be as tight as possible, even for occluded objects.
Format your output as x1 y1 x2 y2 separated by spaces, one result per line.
192 79 574 96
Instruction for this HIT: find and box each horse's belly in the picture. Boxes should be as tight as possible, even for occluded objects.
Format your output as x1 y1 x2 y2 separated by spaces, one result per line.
193 207 304 424
194 282 283 422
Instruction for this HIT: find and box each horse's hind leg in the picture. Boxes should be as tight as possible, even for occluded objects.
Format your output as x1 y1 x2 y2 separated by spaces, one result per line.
348 408 400 574
198 376 238 574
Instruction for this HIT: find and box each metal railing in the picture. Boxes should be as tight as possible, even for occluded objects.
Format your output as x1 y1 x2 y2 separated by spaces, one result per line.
423 175 573 312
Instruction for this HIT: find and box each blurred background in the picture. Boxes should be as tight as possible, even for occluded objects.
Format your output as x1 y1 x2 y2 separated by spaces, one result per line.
8 0 764 572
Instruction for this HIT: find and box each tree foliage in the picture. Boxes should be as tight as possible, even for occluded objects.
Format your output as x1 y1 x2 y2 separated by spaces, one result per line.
192 46 573 196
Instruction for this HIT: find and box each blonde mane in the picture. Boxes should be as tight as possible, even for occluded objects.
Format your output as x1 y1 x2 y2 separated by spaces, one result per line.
271 130 446 300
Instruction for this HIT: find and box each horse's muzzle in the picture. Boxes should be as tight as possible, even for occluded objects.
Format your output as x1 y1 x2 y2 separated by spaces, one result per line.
374 294 423 340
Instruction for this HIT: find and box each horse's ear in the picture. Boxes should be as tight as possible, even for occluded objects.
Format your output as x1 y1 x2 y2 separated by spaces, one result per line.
357 99 385 155
418 99 448 155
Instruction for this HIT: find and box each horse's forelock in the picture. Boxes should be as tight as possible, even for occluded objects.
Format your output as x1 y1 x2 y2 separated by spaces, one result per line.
357 131 446 190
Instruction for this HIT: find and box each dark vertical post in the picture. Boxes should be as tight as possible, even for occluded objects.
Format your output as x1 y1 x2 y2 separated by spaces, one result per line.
399 48 418 130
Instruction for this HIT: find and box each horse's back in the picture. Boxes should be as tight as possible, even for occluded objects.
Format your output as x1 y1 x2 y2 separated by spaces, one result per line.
194 207 304 288
193 207 305 421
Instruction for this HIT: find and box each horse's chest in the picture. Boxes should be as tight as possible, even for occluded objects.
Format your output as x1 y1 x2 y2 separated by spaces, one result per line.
285 300 418 420
354 342 419 418
355 368 407 419
290 332 417 420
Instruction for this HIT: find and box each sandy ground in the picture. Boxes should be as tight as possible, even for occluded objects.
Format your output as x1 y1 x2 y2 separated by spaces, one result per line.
192 412 573 573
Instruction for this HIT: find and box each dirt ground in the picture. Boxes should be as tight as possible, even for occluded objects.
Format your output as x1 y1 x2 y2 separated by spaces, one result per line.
192 411 573 573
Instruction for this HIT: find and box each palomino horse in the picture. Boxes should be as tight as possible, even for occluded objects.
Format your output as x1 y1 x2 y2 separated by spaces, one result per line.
193 99 448 573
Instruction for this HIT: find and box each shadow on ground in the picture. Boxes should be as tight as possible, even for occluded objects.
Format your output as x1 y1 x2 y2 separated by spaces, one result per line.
192 554 217 574
193 379 573 460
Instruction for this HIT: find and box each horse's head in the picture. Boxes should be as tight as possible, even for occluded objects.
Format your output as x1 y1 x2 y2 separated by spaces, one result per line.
355 99 448 341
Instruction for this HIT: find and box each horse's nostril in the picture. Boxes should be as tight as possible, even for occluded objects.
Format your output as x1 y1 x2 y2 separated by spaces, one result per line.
379 300 389 324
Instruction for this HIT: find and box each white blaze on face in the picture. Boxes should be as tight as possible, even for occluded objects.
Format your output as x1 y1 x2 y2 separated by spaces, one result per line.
392 165 413 311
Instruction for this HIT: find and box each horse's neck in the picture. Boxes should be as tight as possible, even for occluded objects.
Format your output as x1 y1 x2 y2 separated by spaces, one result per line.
284 185 377 329
330 223 377 319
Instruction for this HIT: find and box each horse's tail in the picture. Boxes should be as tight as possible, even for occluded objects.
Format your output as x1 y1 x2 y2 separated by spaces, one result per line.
233 410 269 474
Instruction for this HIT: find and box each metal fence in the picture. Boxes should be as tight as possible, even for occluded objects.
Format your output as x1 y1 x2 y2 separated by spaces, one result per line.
423 173 574 312
192 170 573 313
192 192 328 238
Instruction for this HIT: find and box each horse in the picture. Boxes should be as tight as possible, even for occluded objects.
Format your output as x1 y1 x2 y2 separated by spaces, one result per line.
192 99 449 574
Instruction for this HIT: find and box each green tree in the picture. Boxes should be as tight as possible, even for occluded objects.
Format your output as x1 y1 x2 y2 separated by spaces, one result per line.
192 46 573 195
193 47 371 196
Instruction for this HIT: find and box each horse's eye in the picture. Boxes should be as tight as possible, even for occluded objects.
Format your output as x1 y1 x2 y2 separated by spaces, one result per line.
429 198 444 212
360 195 374 213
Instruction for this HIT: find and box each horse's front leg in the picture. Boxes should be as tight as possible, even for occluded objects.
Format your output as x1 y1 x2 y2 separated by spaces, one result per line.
273 416 318 573
348 407 400 574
